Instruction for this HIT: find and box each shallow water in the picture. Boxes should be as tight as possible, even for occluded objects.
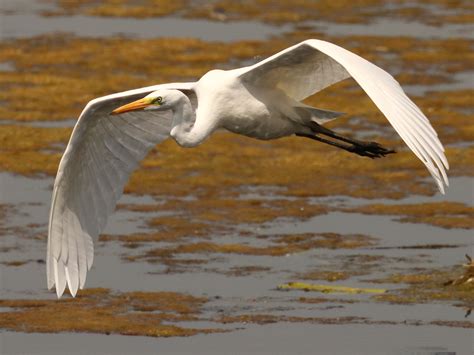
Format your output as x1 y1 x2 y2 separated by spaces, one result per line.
405 71 474 96
0 14 290 41
1 2 472 41
318 19 474 40
1 172 472 352
1 323 472 355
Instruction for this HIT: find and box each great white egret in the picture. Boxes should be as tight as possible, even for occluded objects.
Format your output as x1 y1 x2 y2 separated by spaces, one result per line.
47 39 448 298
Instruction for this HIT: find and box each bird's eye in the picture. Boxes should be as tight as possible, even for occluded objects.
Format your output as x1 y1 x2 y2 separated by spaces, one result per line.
154 96 163 104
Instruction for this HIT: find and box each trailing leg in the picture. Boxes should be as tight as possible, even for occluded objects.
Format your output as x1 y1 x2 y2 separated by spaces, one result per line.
296 126 396 159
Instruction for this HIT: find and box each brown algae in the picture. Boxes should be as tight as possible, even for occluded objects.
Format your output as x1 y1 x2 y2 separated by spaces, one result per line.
0 30 472 339
372 262 474 309
0 288 222 337
296 270 362 282
46 0 474 27
341 202 474 229
43 0 187 17
135 233 375 264
0 125 69 175
0 34 472 201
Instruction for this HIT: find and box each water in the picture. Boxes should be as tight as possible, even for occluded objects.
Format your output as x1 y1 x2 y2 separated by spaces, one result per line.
1 324 471 355
1 1 471 41
318 19 474 40
1 172 472 315
0 14 290 41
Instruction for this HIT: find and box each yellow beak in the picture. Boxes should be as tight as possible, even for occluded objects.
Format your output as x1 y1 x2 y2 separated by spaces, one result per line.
111 98 152 115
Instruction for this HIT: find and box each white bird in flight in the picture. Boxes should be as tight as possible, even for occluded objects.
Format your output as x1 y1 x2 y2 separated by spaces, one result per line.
47 39 448 298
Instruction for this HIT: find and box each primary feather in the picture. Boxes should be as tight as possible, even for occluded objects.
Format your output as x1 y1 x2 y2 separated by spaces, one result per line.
47 83 195 297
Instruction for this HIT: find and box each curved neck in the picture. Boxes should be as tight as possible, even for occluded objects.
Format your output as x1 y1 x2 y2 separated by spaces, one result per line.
170 93 214 148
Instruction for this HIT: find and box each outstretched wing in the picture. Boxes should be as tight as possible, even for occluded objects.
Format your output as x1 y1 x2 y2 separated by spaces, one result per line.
47 82 196 298
238 39 448 193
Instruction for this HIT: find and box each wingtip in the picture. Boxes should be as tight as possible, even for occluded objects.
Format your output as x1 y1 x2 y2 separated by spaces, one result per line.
64 266 79 298
55 285 64 299
437 180 446 195
53 285 77 299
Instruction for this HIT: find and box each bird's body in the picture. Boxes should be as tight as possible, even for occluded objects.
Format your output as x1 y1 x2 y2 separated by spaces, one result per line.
195 69 301 140
46 39 449 298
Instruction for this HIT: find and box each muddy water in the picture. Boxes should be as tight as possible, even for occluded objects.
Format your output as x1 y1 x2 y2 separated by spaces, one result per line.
1 1 473 354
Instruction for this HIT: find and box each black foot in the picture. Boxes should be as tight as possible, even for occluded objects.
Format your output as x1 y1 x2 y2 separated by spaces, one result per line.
296 132 396 159
348 141 396 159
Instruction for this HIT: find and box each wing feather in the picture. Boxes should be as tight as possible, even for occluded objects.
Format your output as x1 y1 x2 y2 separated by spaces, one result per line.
47 82 196 297
239 39 448 192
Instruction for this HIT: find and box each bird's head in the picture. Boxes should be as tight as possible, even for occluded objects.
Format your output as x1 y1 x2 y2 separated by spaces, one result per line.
111 89 182 115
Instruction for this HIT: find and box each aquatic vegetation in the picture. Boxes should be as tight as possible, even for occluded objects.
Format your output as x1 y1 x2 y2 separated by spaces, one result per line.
0 35 259 121
128 134 472 200
0 260 29 267
154 199 330 225
278 281 386 294
1 34 471 124
222 265 272 277
100 215 218 248
0 204 12 234
296 270 363 282
44 0 186 17
0 125 68 175
298 296 359 304
0 288 221 337
341 202 474 229
0 34 471 203
133 232 375 265
292 253 432 285
372 262 474 309
215 313 474 328
444 255 474 286
187 0 474 26
0 2 472 341
45 0 474 27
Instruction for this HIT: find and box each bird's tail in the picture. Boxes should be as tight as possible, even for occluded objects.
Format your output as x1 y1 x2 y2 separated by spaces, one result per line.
294 106 344 124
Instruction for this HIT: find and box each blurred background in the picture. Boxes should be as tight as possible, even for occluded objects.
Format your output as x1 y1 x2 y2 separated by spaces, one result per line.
0 1 473 354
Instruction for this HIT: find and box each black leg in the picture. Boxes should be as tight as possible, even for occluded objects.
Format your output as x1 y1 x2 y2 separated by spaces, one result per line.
297 127 396 159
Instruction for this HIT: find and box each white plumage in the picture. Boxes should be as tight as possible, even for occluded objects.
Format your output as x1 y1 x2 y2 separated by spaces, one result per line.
47 39 448 298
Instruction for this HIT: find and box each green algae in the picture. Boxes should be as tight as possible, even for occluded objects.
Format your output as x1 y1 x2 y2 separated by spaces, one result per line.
278 281 386 294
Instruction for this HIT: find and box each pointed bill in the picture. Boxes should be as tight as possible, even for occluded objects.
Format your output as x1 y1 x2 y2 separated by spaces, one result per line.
111 98 152 115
